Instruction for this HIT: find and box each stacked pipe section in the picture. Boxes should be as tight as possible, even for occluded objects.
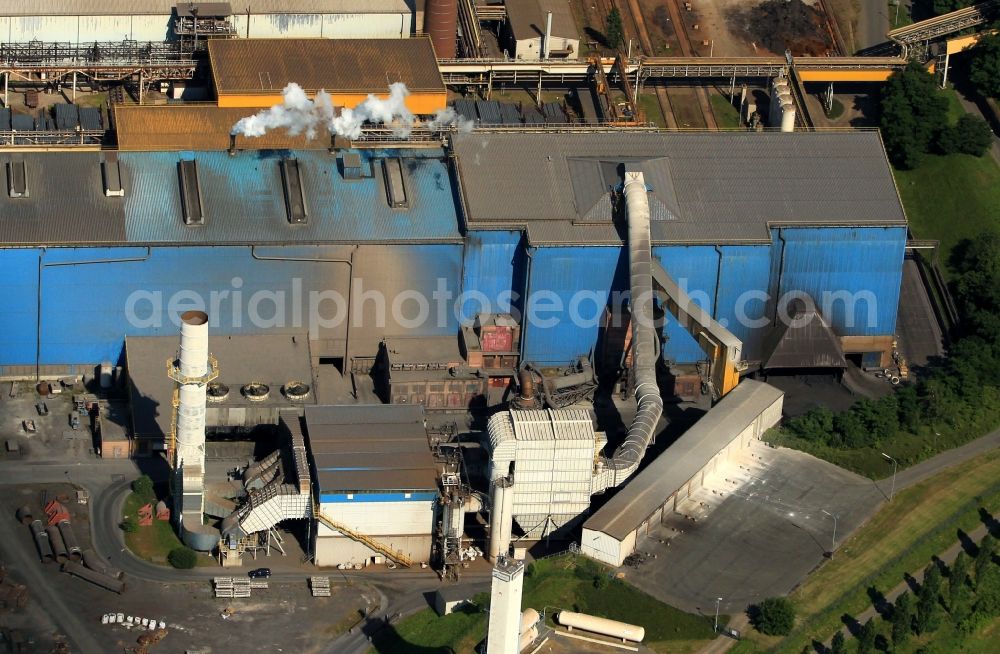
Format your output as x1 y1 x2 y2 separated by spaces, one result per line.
169 310 221 550
597 170 664 489
769 76 796 132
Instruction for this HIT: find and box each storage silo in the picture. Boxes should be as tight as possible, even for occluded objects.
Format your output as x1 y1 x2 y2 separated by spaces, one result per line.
425 0 458 58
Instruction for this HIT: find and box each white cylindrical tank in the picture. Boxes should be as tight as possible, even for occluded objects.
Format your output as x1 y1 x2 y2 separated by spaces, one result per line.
175 310 209 470
781 105 796 132
518 626 538 652
556 611 645 642
519 608 539 634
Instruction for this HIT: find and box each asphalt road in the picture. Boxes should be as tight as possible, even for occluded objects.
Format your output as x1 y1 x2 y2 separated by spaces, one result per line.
857 0 890 52
0 457 493 654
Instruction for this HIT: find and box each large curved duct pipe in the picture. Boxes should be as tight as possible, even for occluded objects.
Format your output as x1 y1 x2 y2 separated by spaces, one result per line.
599 171 664 488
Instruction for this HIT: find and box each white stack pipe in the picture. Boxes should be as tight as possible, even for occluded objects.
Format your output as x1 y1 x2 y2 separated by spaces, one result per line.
175 310 209 471
543 11 552 59
488 474 516 561
780 104 796 132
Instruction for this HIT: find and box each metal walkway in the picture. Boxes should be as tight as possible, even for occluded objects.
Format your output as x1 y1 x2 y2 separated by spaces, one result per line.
888 0 1000 48
314 511 414 567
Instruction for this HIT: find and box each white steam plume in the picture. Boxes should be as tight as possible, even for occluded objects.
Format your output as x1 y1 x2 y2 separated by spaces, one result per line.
426 107 475 133
231 82 416 140
231 81 478 140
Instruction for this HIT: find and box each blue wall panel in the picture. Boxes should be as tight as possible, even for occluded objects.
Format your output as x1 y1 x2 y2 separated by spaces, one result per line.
20 244 462 366
461 231 523 322
522 246 627 366
0 249 39 366
715 245 773 360
773 227 906 336
653 246 720 364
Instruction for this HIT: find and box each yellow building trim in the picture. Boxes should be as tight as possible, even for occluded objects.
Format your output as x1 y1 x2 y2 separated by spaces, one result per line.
796 70 895 83
217 91 448 114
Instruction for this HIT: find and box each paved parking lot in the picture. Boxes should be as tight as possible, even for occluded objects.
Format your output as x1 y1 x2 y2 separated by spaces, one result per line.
619 442 884 616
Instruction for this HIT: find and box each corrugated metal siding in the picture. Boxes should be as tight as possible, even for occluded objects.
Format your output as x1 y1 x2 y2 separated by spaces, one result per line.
1 16 171 41
461 231 523 322
234 12 410 39
0 249 38 367
653 246 720 365
715 245 772 361
522 246 627 366
7 243 461 366
773 226 906 337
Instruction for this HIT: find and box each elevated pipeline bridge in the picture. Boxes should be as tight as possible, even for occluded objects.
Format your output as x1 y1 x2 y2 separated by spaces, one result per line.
888 0 1000 56
439 55 910 87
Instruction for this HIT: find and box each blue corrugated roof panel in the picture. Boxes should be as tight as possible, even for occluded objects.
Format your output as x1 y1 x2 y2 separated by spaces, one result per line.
498 102 522 126
121 149 462 244
78 107 102 130
462 230 524 322
476 100 502 125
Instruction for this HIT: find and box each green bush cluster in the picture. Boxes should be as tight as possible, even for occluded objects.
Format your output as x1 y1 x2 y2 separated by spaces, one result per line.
880 63 993 169
779 233 1000 464
167 546 198 569
750 597 796 636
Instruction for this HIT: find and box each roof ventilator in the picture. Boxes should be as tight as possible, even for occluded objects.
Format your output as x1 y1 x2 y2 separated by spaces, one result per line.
382 158 408 209
340 152 363 180
101 154 124 197
206 381 230 403
282 381 311 401
177 159 204 226
241 382 269 403
7 161 27 198
279 158 308 224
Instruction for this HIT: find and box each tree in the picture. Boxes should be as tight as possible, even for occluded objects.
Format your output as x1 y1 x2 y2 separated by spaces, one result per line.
880 62 950 169
915 567 943 634
605 9 623 50
976 534 997 584
932 0 973 15
938 114 994 157
131 474 154 501
167 546 198 569
951 552 971 592
891 591 913 646
857 617 877 654
970 31 1000 99
976 563 1000 615
830 630 847 654
120 517 138 534
750 597 796 636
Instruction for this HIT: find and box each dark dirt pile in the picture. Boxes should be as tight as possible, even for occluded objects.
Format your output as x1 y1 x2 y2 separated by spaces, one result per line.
727 0 833 56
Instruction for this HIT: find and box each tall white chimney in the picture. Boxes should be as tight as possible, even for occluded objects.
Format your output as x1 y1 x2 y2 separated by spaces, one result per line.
174 310 210 471
487 556 524 654
543 11 553 60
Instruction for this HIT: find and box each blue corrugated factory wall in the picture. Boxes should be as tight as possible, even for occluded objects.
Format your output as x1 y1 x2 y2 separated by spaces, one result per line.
461 231 525 322
521 246 628 366
1 244 463 368
771 227 906 336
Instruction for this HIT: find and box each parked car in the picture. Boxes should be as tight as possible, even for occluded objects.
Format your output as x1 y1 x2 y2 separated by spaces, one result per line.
248 568 271 579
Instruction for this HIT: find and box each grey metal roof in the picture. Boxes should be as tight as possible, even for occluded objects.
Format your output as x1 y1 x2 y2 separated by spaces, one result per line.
0 149 462 246
305 404 438 493
583 379 784 541
452 131 907 245
0 153 128 245
505 0 579 41
762 302 848 369
126 332 314 436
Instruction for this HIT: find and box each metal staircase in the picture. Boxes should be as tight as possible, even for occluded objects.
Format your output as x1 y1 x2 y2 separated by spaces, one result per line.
314 510 414 567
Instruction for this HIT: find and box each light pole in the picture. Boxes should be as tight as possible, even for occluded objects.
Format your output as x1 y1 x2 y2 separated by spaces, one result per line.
882 452 898 501
821 509 839 554
714 597 723 633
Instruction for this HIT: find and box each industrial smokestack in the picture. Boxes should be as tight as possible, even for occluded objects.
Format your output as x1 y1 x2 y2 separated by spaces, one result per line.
174 310 210 472
426 0 458 59
543 11 553 60
486 556 525 654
